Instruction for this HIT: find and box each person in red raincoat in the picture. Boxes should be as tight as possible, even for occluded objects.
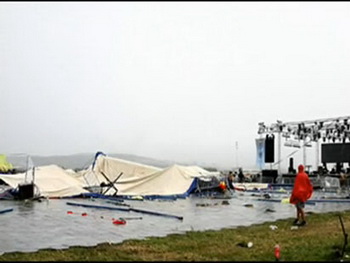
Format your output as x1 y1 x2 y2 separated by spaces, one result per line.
290 164 313 226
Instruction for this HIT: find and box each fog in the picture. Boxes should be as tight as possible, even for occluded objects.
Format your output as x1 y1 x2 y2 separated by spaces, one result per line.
1 2 350 170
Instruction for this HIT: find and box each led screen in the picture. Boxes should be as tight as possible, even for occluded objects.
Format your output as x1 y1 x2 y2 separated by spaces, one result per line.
321 143 350 163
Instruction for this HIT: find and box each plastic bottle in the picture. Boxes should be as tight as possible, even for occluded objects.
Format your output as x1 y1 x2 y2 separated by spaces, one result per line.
113 219 126 225
274 244 280 261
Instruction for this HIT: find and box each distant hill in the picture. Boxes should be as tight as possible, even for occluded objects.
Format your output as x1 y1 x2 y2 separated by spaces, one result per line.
30 153 187 170
5 152 220 172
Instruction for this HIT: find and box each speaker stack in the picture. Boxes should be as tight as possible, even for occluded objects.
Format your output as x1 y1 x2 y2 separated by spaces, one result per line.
265 134 275 163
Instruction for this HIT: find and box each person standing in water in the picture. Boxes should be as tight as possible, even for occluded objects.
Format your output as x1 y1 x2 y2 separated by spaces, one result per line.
238 168 244 183
290 164 313 226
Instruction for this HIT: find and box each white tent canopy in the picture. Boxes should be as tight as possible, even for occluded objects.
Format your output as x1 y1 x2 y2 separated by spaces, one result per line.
0 155 221 198
82 155 221 196
0 165 88 198
82 155 162 188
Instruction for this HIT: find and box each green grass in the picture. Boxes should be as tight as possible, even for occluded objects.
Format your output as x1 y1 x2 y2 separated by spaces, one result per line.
1 210 350 261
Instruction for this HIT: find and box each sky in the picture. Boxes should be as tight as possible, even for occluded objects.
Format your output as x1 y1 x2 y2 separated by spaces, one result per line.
1 2 350 171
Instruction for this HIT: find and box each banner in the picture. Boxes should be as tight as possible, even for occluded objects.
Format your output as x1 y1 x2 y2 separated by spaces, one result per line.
256 138 265 169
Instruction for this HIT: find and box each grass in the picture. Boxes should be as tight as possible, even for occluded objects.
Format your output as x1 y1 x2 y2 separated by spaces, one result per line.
1 210 350 261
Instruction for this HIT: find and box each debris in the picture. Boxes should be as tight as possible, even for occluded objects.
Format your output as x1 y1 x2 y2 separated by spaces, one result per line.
0 208 13 215
244 203 254 207
274 244 281 261
131 195 143 200
112 218 126 225
269 225 278 231
66 201 183 220
67 211 88 217
106 200 130 207
290 226 298 230
236 241 252 248
222 200 230 205
265 208 275 213
281 198 290 204
263 193 271 199
196 203 218 207
119 217 142 220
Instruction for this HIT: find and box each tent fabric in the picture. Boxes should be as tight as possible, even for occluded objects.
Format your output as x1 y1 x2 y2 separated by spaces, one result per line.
65 168 89 186
232 182 269 190
0 155 221 198
0 155 13 173
82 156 162 188
82 155 220 196
0 165 88 198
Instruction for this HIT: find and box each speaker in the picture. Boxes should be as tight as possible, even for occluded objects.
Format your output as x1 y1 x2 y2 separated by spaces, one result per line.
18 183 34 200
262 169 278 183
288 158 295 173
262 169 278 177
265 134 275 163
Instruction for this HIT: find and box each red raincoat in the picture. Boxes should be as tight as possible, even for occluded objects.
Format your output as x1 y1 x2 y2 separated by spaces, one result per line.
290 165 313 204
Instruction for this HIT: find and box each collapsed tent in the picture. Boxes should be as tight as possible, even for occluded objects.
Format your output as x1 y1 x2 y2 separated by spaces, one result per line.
82 154 162 187
81 154 221 197
0 165 88 198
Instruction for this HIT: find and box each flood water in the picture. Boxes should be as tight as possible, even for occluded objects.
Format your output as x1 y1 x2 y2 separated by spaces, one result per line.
0 190 349 254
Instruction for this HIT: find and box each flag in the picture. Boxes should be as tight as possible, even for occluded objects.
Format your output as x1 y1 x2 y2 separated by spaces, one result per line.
256 138 265 169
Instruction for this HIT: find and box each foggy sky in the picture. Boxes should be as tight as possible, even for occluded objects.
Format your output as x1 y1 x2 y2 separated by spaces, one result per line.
1 2 350 171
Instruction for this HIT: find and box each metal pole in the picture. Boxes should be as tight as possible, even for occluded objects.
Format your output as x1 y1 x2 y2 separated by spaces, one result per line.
303 138 306 167
235 141 239 169
25 155 29 183
315 139 319 172
278 131 281 175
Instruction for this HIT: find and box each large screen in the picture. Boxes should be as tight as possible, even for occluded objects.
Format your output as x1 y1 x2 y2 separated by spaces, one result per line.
321 143 350 163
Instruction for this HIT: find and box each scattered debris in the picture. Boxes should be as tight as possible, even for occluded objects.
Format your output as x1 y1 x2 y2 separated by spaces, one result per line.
66 201 183 220
0 208 13 214
112 218 126 225
281 198 290 204
244 203 254 208
236 241 253 248
119 216 142 220
251 193 259 197
265 208 275 213
269 225 278 231
196 203 219 207
274 244 281 261
263 193 271 199
106 200 130 207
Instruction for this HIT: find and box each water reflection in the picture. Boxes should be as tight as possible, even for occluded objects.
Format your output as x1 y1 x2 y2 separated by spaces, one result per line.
0 191 349 254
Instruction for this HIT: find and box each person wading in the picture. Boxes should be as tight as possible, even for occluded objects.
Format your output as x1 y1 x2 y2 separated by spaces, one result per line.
289 164 313 226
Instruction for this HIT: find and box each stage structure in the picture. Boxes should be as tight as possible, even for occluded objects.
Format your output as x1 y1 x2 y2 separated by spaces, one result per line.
257 115 350 180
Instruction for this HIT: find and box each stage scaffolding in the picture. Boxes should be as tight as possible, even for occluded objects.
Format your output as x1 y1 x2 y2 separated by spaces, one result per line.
257 115 350 180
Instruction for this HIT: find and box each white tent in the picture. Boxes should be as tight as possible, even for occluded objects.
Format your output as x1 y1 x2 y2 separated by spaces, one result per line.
0 165 89 198
82 155 221 196
82 155 162 187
